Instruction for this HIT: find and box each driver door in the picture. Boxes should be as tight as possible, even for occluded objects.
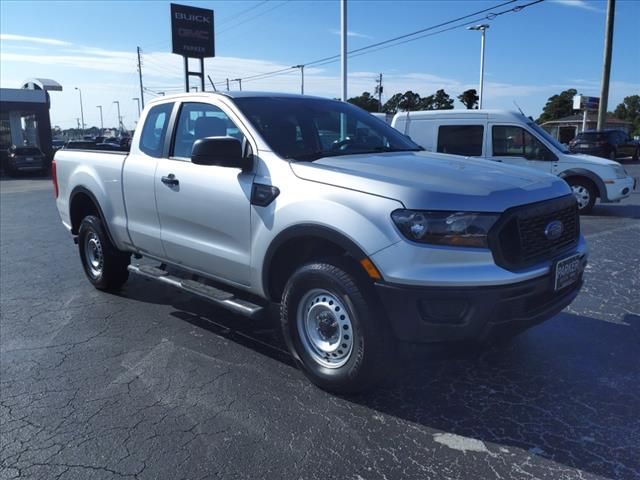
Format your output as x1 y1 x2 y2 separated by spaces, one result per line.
490 124 555 173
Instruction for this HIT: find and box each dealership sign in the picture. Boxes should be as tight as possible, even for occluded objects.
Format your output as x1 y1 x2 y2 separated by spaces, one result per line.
573 95 600 111
171 3 215 58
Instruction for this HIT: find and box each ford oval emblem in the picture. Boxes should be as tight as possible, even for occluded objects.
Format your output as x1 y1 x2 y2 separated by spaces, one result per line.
544 220 564 241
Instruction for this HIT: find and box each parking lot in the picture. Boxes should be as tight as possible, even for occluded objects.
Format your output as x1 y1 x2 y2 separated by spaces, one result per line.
1 164 638 480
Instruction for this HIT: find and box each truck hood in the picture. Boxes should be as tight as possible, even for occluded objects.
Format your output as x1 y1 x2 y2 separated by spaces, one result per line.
290 151 571 212
564 153 619 167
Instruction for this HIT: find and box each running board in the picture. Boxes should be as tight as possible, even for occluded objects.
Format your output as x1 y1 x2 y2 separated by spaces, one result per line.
128 264 264 319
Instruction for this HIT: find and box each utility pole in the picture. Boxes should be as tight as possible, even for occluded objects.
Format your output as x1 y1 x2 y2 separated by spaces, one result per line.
597 0 615 131
96 105 103 134
375 73 383 111
226 78 230 91
233 78 242 91
132 98 140 119
467 24 489 109
74 87 85 135
340 0 347 102
113 100 121 135
137 46 145 109
292 65 305 94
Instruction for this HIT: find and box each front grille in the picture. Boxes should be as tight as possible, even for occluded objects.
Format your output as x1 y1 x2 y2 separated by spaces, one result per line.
489 195 579 271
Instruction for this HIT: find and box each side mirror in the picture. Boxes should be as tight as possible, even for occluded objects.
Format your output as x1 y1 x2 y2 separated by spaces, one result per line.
191 136 251 170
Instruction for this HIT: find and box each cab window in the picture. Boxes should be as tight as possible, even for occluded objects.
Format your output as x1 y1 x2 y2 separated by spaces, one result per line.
139 103 173 157
172 103 245 159
492 125 556 161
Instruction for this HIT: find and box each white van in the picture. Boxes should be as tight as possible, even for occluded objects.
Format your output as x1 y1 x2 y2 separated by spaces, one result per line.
391 110 636 213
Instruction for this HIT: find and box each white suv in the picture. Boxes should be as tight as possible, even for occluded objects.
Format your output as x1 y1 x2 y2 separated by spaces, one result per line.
392 110 636 213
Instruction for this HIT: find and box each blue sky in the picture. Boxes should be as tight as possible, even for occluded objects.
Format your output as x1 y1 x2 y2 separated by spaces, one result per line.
1 0 638 129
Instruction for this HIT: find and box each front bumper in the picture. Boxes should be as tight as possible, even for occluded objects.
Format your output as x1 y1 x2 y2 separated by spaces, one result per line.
603 175 635 202
375 255 586 343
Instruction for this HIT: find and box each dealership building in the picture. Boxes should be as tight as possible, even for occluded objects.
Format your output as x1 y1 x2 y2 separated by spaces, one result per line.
0 78 62 161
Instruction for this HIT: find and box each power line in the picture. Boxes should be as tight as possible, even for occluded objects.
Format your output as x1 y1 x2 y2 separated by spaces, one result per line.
227 0 541 86
216 0 270 27
217 1 291 36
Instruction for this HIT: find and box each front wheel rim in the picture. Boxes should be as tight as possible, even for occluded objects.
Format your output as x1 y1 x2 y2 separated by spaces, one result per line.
296 288 355 369
571 185 590 209
84 231 104 278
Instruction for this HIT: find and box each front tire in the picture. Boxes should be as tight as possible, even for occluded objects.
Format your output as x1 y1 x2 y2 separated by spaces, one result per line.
78 215 130 291
567 178 596 214
281 260 393 394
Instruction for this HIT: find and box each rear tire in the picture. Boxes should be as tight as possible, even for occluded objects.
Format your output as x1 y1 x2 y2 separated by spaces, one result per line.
78 215 130 291
281 259 394 394
567 178 596 214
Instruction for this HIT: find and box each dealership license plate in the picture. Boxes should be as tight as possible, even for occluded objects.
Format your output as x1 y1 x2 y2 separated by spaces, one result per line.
554 254 582 291
26 157 33 162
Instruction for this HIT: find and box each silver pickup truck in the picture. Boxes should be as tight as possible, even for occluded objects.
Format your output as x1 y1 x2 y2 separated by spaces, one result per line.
54 92 587 393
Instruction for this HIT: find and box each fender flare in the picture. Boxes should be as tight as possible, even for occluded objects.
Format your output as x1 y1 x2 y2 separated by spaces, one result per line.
558 168 608 201
69 186 117 245
261 224 369 298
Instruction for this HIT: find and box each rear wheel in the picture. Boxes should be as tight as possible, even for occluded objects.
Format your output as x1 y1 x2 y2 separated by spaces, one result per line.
78 215 130 291
567 178 596 214
281 259 393 394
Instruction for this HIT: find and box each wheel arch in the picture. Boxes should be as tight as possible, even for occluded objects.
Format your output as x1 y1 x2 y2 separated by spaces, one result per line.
559 168 607 200
69 186 117 245
262 224 371 302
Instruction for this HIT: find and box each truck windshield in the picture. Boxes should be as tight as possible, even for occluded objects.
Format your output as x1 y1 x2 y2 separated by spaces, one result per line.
527 122 571 154
234 96 422 161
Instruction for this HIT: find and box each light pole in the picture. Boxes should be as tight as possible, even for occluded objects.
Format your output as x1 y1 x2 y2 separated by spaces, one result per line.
340 0 347 102
96 105 104 135
467 24 489 109
74 87 85 136
132 97 141 119
113 100 121 135
232 78 242 91
292 64 305 95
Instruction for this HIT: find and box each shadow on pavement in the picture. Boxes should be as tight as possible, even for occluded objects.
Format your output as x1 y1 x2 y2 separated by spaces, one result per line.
590 202 640 219
119 275 640 479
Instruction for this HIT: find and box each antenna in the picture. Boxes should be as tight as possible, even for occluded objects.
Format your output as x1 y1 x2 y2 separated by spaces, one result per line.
513 100 525 117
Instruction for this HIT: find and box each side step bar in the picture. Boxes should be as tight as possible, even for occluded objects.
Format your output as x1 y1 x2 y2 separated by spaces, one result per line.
128 264 264 319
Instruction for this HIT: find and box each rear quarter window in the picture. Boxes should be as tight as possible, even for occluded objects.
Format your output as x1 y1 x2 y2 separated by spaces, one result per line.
139 103 173 157
437 125 484 156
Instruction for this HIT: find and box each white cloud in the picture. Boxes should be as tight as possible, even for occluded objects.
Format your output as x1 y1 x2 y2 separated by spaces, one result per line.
551 0 604 13
0 33 72 46
330 29 372 39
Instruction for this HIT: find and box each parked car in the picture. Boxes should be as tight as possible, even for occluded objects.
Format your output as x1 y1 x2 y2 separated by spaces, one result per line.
64 140 98 150
391 110 636 214
569 129 639 161
5 145 47 175
54 92 587 393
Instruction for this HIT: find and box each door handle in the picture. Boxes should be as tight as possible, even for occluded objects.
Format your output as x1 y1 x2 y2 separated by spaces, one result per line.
161 174 179 186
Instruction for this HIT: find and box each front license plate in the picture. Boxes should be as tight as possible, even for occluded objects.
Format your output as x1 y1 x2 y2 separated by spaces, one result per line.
26 157 33 162
554 254 582 291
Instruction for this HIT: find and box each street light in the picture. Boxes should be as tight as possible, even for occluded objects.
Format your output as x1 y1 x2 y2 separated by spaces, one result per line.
132 97 141 118
113 100 121 135
96 105 104 135
467 24 489 109
74 87 85 136
292 64 305 95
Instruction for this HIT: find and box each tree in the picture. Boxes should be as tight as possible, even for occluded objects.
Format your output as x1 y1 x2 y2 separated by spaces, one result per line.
382 91 422 114
537 88 577 124
458 89 479 109
347 91 381 112
431 89 454 110
613 95 640 136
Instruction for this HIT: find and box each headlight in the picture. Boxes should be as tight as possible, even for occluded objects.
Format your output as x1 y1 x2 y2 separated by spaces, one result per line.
612 165 627 179
391 210 499 247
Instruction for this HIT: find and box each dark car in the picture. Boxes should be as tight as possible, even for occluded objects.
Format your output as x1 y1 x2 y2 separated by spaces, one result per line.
5 145 48 175
569 129 639 161
63 140 98 150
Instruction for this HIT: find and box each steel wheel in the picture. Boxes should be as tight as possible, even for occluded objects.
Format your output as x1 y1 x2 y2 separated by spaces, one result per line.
571 184 591 210
83 231 104 279
296 288 354 369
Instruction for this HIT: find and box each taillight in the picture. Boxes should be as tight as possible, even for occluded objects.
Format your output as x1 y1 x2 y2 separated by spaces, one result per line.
52 160 59 198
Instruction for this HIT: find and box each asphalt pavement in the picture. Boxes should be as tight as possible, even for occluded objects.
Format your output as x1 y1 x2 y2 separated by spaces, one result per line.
1 164 639 480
